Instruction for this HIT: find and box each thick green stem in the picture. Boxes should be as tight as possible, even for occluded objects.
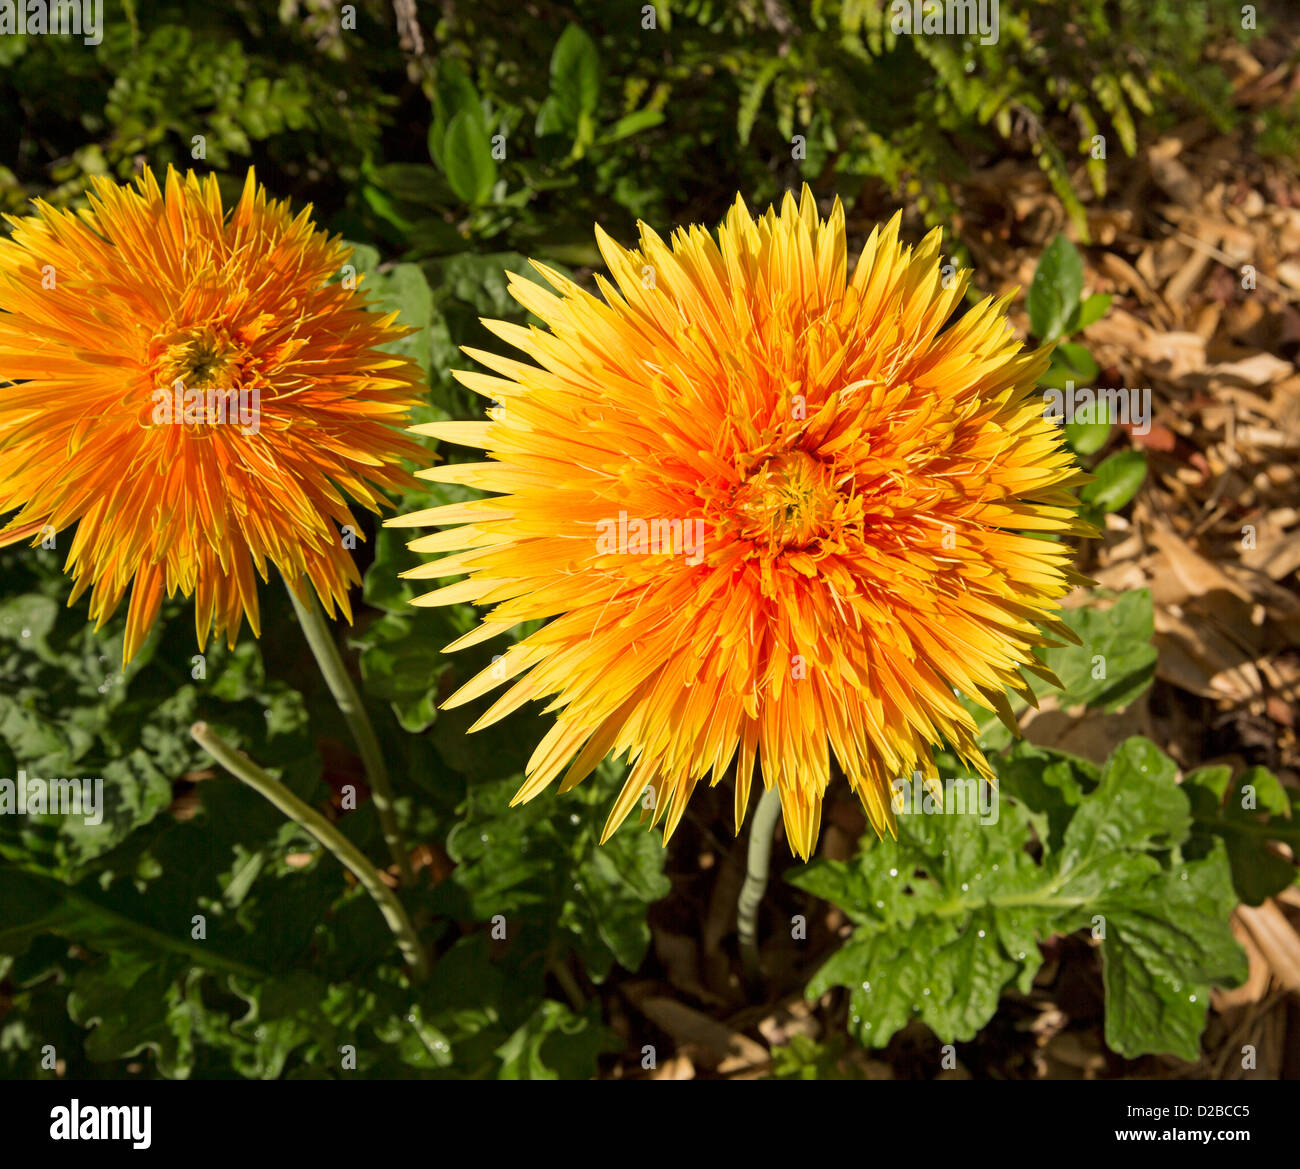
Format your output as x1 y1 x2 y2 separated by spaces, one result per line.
191 721 428 980
737 785 783 986
284 577 414 885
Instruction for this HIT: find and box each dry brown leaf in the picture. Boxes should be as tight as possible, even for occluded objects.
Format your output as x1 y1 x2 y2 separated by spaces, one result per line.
636 997 769 1071
1149 527 1254 603
1153 606 1263 702
1213 913 1274 1009
1235 901 1300 995
648 1055 696 1081
1207 352 1295 389
1242 530 1300 581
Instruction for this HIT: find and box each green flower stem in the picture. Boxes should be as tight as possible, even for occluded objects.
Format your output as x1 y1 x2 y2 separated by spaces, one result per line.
191 721 429 981
284 576 414 886
737 784 783 985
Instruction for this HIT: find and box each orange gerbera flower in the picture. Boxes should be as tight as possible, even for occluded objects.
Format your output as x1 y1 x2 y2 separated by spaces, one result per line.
392 187 1091 858
0 167 423 662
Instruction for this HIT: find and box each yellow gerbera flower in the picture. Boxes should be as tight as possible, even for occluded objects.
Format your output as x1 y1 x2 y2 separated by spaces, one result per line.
0 167 424 662
392 187 1091 858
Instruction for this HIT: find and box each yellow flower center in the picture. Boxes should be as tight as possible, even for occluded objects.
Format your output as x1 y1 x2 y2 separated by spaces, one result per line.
154 329 244 390
731 450 838 549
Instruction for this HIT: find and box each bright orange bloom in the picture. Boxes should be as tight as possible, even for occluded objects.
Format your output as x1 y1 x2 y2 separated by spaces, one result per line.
392 187 1091 858
0 167 423 661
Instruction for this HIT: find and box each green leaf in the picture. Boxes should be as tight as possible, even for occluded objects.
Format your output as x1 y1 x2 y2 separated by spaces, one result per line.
738 58 784 146
1184 765 1299 905
1056 737 1187 883
440 110 498 206
790 736 1245 1059
994 742 1099 852
423 252 561 321
368 163 452 210
1081 449 1147 513
1041 342 1106 456
767 1033 874 1080
792 798 1050 1045
1036 589 1158 712
495 999 616 1079
1028 234 1085 342
1076 292 1112 331
67 952 195 1076
1097 842 1246 1062
354 257 438 378
534 95 565 138
355 611 455 735
549 24 600 131
429 59 484 170
404 217 467 258
600 108 664 143
439 767 670 982
0 580 308 877
1064 416 1112 455
0 868 267 981
1042 341 1100 388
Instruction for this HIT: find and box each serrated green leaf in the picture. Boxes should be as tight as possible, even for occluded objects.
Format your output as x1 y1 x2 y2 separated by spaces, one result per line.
67 952 194 1076
1184 765 1299 905
440 768 669 982
355 611 455 735
790 735 1244 1059
1097 842 1246 1061
1036 589 1158 712
344 243 451 386
423 251 558 321
994 741 1098 852
495 999 616 1079
1056 737 1188 888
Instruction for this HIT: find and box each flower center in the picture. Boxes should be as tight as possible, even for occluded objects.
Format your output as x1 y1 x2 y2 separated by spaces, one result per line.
731 450 837 549
154 329 244 390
